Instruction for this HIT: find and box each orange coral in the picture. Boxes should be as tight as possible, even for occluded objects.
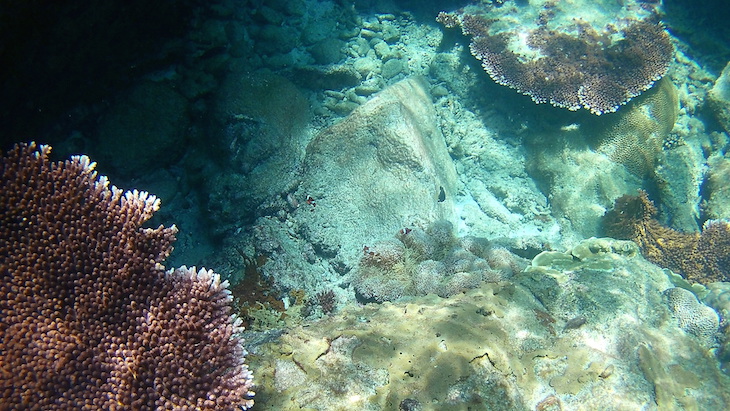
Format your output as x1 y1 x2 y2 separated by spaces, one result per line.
230 254 286 328
603 191 730 284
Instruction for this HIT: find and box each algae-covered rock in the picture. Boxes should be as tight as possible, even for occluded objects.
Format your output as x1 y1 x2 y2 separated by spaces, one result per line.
523 238 654 322
526 237 638 283
250 285 539 410
295 77 459 269
569 237 639 261
704 152 730 220
709 61 730 134
247 240 730 409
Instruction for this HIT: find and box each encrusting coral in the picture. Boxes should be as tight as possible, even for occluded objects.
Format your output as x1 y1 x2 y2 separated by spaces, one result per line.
0 143 254 409
592 77 679 177
663 287 719 345
602 190 730 284
354 221 525 301
437 1 674 115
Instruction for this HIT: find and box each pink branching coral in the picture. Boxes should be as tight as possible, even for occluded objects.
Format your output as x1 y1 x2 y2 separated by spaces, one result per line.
437 4 674 115
0 143 254 410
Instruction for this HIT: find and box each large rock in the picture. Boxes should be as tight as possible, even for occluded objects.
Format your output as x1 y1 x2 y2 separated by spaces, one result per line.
709 61 730 134
294 76 458 267
229 77 459 294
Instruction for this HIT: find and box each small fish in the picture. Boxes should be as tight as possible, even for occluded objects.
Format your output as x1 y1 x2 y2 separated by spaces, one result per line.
563 315 587 331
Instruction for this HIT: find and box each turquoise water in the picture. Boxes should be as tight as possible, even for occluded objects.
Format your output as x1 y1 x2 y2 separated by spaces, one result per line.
2 0 730 409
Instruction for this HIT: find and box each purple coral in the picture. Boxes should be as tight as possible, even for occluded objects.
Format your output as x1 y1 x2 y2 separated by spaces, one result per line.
0 143 254 410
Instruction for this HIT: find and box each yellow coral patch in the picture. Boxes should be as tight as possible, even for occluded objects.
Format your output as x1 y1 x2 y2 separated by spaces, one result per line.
593 78 679 176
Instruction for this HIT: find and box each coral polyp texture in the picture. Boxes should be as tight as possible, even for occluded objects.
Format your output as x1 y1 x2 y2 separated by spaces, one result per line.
354 221 524 302
437 0 674 115
602 190 730 285
593 77 679 176
663 287 719 346
0 143 254 410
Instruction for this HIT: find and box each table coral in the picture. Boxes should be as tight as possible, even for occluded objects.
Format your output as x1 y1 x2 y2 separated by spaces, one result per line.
602 190 730 284
437 0 674 115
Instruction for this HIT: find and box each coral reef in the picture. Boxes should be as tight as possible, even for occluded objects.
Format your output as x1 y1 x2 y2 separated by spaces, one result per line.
705 282 730 373
250 239 730 409
663 287 719 346
437 1 674 114
592 77 679 177
230 255 286 329
353 221 525 301
1 143 253 409
708 61 730 134
520 54 678 240
313 290 337 315
602 190 730 284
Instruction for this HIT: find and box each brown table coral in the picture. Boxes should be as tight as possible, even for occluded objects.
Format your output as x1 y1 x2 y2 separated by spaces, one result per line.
437 1 674 115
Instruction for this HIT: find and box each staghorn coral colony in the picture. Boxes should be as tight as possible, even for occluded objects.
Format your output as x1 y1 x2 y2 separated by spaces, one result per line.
603 190 730 284
1 143 254 410
3 0 730 409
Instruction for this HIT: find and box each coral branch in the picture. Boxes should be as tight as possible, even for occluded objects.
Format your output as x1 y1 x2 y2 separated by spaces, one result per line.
602 190 730 284
1 143 254 410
